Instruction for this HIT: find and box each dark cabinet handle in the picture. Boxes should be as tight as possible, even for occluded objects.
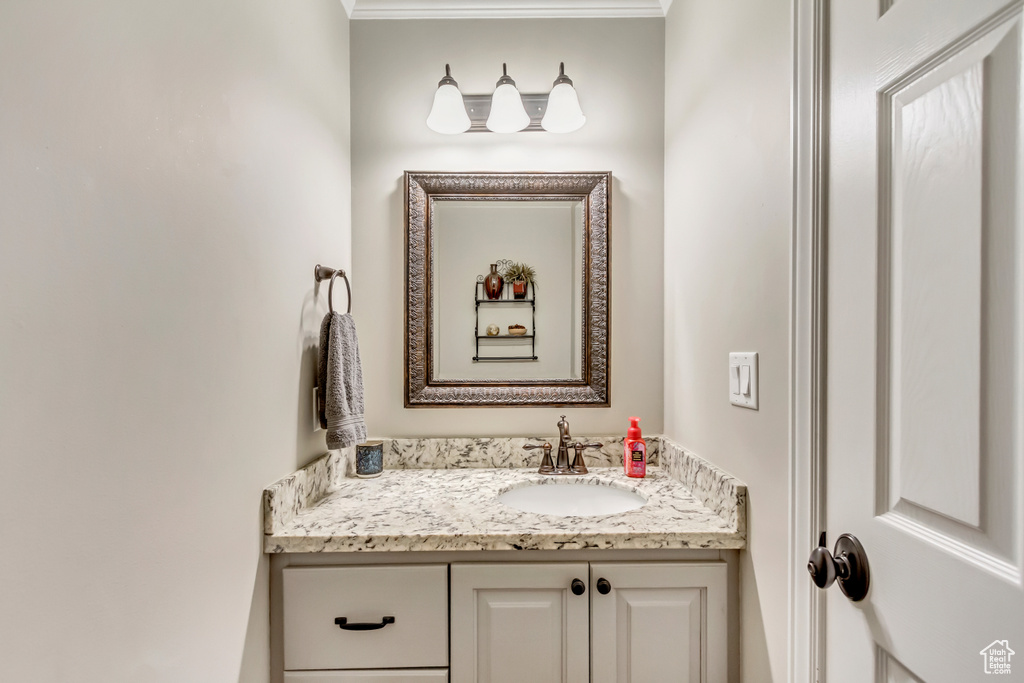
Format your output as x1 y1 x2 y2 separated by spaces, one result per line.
571 578 586 595
334 616 396 631
597 578 611 594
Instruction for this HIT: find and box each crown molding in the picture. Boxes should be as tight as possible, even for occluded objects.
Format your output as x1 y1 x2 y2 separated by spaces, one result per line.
345 0 669 20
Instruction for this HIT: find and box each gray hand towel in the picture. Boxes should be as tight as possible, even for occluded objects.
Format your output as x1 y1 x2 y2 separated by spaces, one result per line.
317 312 367 449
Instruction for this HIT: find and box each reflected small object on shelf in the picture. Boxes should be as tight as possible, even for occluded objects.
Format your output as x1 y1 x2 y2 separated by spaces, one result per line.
508 324 528 336
356 441 384 478
486 324 500 336
483 263 504 300
501 261 536 300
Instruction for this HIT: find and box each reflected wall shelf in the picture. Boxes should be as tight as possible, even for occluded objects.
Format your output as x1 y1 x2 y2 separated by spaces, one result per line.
474 281 538 362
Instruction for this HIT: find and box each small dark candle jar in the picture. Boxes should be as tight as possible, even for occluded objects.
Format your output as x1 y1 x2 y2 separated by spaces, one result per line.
356 440 384 478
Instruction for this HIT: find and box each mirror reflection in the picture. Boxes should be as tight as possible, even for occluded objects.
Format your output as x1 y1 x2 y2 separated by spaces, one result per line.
432 200 584 380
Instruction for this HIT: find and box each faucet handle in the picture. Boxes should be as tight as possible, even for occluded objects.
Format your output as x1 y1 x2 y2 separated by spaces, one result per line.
524 442 554 474
570 442 603 475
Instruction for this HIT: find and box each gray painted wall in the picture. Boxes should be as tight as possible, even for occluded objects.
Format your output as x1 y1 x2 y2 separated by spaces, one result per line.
0 1 351 680
664 1 793 680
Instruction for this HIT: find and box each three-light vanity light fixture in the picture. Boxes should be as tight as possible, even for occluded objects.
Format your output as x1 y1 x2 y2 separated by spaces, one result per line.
426 62 586 134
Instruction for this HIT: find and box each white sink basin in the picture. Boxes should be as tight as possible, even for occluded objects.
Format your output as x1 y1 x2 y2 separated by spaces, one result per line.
497 483 647 517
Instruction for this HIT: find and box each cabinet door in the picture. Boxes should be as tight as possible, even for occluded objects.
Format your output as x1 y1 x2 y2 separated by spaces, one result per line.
450 563 589 683
590 562 727 683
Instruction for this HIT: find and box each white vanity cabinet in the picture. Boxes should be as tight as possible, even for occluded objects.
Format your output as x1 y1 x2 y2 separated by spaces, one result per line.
449 561 727 683
267 447 744 682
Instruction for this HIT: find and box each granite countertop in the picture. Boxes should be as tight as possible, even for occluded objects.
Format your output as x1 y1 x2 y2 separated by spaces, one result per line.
263 436 746 554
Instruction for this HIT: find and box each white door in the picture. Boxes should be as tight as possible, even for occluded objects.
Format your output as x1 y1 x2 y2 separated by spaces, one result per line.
826 0 1024 680
590 562 726 683
450 563 589 683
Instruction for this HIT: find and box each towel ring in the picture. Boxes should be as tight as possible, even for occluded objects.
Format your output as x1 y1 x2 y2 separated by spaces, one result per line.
329 270 352 314
314 264 352 314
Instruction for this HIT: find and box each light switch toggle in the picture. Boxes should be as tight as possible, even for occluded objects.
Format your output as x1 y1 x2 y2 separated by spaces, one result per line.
729 352 758 410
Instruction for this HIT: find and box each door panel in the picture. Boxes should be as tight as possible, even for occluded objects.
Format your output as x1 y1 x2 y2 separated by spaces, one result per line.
876 2 1022 569
827 0 1024 681
876 649 925 683
885 51 985 529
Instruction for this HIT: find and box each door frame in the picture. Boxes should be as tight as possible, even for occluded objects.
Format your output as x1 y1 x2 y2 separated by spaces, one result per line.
791 0 830 681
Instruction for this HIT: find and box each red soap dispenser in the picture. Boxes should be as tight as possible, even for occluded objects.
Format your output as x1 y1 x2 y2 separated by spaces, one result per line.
624 417 647 478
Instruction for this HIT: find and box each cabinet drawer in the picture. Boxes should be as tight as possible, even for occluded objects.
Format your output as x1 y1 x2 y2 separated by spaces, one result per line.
284 670 448 682
283 565 448 670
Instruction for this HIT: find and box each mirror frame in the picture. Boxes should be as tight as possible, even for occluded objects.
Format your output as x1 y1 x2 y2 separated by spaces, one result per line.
405 171 611 407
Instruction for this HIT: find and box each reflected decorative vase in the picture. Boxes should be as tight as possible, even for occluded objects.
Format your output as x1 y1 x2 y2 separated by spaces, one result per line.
484 264 504 300
512 280 528 299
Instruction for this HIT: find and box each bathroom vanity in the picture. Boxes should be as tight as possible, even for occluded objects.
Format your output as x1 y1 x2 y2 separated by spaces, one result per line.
264 437 746 682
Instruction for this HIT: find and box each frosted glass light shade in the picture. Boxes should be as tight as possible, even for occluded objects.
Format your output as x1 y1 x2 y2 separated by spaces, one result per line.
486 84 530 133
426 83 471 134
541 82 586 133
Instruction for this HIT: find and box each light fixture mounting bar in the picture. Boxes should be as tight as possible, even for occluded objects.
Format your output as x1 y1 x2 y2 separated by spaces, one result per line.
463 93 549 132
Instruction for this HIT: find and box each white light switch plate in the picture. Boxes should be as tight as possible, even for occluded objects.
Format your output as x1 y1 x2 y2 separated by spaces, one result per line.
729 352 758 410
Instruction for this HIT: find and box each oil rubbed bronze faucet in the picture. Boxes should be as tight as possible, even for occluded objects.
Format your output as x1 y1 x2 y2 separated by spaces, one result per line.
523 415 603 475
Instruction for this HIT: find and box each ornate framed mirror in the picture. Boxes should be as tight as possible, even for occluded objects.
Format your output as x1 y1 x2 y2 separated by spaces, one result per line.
405 171 611 407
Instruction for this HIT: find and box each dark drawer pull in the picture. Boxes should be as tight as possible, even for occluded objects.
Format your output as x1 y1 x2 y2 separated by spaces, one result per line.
334 616 396 631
